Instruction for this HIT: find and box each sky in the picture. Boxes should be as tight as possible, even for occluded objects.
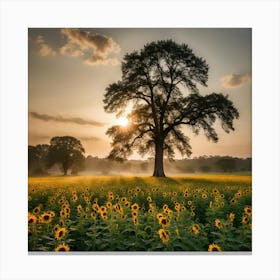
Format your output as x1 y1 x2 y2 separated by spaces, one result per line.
28 28 252 159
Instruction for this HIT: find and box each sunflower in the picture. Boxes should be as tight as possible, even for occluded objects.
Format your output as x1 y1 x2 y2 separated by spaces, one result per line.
131 203 140 211
40 212 52 224
190 211 196 217
236 191 242 197
208 243 222 252
230 198 237 204
28 213 37 224
100 206 107 213
133 216 139 225
209 201 213 208
187 200 192 206
124 201 130 208
202 193 207 199
106 202 112 208
77 205 83 213
244 206 252 216
173 192 177 196
156 213 163 220
92 203 99 212
174 204 181 212
159 217 170 227
71 195 78 202
60 210 66 219
215 219 222 229
48 211 55 217
53 224 60 232
162 204 168 210
121 197 127 203
33 206 41 215
55 227 67 240
213 188 219 194
54 243 70 252
131 210 138 217
167 209 173 216
146 196 152 202
148 209 153 214
158 229 169 243
242 216 249 224
229 213 235 223
191 224 200 235
100 212 108 220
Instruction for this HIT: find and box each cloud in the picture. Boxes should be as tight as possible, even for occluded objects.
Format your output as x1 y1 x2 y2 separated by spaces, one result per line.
29 133 101 143
36 35 57 57
79 136 101 141
29 111 106 127
60 28 120 65
221 73 251 88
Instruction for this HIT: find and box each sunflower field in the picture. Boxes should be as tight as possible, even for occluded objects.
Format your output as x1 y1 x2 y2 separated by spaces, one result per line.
28 175 252 252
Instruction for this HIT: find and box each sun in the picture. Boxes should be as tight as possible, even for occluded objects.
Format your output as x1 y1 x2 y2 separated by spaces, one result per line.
116 116 129 127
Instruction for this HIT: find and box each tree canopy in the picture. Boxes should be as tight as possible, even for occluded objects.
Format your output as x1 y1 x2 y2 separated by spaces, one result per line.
46 136 85 175
103 40 239 177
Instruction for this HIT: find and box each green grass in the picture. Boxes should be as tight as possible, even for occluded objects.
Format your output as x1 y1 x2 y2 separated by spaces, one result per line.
28 174 252 252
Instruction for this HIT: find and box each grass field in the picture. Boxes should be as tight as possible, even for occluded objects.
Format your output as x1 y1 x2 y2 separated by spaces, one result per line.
28 174 252 252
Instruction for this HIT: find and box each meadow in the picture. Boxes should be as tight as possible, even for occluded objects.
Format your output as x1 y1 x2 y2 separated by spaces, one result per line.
28 174 252 252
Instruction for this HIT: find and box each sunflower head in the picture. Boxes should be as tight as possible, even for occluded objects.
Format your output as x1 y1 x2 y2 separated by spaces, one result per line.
215 219 222 229
54 243 70 252
28 213 37 224
106 202 112 208
242 215 249 224
244 206 252 216
158 229 169 243
202 193 207 199
208 243 222 252
131 203 140 211
33 206 41 215
40 212 52 224
159 217 170 227
191 224 200 235
229 213 235 222
55 227 67 240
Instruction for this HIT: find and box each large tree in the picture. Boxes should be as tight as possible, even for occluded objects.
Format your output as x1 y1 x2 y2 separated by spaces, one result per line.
104 40 239 177
46 136 85 175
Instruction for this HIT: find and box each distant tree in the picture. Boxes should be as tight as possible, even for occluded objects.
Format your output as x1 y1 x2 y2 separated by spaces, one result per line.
215 158 237 172
104 40 239 177
46 136 85 175
28 144 49 175
199 165 211 173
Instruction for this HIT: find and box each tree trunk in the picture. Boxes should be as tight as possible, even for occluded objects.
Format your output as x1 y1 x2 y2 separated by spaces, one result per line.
153 142 166 177
62 163 68 176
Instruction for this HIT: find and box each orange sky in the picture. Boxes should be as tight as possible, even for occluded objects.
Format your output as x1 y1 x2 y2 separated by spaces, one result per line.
28 28 252 159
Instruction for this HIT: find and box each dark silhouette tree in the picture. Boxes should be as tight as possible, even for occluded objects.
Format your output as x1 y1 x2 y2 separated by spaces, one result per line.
104 40 239 177
28 144 49 175
215 157 237 173
46 136 85 175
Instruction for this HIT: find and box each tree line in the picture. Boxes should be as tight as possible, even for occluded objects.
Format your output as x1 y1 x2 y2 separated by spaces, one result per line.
28 136 251 176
